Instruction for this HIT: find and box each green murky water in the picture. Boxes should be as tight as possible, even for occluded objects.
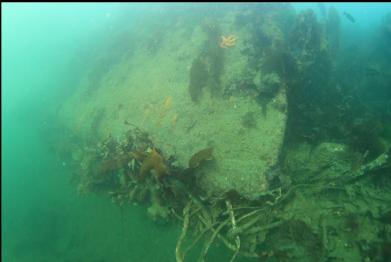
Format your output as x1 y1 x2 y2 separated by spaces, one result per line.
3 3 391 262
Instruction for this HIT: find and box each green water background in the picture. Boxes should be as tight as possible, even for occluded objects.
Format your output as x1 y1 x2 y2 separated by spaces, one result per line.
2 3 240 261
2 3 178 262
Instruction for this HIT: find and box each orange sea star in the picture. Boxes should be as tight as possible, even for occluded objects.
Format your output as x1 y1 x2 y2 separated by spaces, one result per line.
219 34 238 48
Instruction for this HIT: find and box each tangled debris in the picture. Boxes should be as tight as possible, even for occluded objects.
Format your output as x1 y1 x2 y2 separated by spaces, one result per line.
61 125 391 261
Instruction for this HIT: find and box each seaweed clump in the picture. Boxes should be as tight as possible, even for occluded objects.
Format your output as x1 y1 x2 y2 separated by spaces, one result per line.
289 9 322 56
55 121 391 262
140 148 169 181
202 20 224 97
262 48 297 82
241 112 257 129
189 20 224 102
188 147 214 169
189 57 208 102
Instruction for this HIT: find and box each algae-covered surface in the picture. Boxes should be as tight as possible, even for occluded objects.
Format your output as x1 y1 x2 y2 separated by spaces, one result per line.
3 3 391 262
59 7 287 199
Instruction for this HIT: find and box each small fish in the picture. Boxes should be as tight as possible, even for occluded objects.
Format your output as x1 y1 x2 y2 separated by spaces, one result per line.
364 65 385 77
343 12 355 23
365 67 381 77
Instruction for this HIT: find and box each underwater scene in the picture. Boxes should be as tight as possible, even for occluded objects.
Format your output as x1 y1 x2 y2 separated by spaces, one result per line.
2 3 391 261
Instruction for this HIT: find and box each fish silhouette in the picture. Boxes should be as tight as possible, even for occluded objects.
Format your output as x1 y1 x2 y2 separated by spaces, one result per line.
343 12 356 23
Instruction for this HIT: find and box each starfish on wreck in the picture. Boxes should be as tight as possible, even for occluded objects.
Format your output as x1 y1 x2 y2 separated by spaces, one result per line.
219 34 238 48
